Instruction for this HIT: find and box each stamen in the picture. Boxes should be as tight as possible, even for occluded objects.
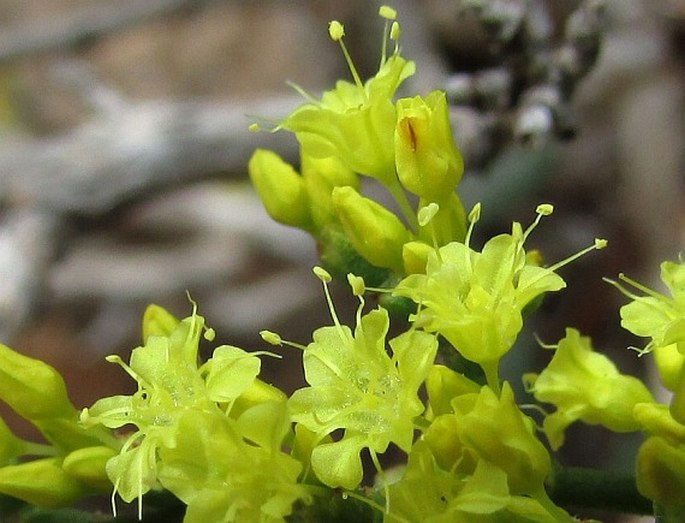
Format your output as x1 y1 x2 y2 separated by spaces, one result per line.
260 330 307 351
467 202 481 225
617 272 667 300
379 6 397 20
378 6 397 66
137 457 143 521
328 21 365 94
604 275 677 329
546 238 608 272
348 274 366 297
533 332 558 350
522 203 554 242
328 20 345 41
313 266 351 343
106 355 144 385
536 203 554 216
463 203 481 271
390 22 401 54
418 202 439 227
418 203 440 249
260 330 283 346
286 80 319 105
185 293 202 347
348 274 366 327
313 266 332 283
370 448 390 514
628 344 653 357
111 478 120 518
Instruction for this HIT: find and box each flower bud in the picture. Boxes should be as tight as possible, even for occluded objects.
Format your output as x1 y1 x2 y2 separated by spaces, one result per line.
637 436 685 507
423 413 475 472
425 364 480 418
633 402 685 444
332 186 411 273
142 303 179 343
301 154 359 229
395 91 464 202
62 446 118 491
231 378 288 418
654 343 685 391
0 457 93 507
0 343 75 421
402 240 434 274
452 383 551 495
248 149 312 229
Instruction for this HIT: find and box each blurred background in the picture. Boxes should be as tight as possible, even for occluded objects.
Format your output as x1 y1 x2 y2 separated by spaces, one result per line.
0 1 683 521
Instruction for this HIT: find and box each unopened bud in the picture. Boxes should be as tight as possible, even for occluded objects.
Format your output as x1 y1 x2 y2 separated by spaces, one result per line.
142 304 179 343
0 343 75 421
62 446 117 491
0 457 93 507
248 149 312 229
402 241 434 275
637 436 685 507
332 186 411 273
395 91 464 201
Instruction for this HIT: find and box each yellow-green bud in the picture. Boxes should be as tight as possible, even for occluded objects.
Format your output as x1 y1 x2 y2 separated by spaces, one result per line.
454 383 551 495
142 303 179 343
423 413 476 472
402 240 434 275
633 402 685 445
0 343 75 421
425 364 481 418
301 154 359 230
394 91 464 202
62 446 117 492
231 378 288 418
248 149 312 229
637 436 685 507
332 186 411 273
0 457 93 507
655 343 685 391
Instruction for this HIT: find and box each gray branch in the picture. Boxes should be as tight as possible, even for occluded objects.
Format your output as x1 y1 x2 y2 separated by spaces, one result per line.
0 0 205 64
0 94 301 215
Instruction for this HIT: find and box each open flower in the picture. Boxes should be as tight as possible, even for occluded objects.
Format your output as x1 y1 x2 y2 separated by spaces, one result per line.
285 268 438 489
280 8 415 187
394 91 464 203
394 204 604 387
525 328 654 450
80 305 265 518
608 260 685 390
158 405 309 523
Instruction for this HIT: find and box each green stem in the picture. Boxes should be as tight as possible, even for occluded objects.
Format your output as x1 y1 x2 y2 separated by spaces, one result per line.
386 179 418 232
655 503 685 522
547 465 652 516
481 361 501 395
21 441 59 457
